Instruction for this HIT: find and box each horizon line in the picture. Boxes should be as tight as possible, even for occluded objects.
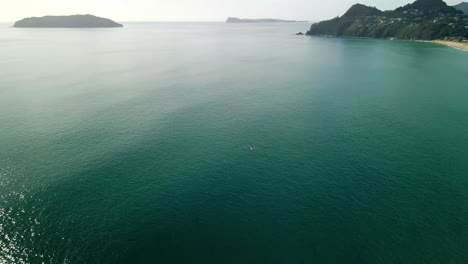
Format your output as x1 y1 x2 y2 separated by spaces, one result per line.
0 20 313 24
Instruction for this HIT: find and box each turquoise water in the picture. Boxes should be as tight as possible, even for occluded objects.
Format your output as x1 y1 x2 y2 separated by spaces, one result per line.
1 22 468 263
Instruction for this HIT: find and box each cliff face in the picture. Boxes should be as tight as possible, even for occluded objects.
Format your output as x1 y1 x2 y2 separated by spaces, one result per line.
13 15 123 28
306 0 468 40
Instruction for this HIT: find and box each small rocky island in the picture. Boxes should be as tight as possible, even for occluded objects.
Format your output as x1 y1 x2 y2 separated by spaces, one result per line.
13 15 123 28
226 17 306 23
306 0 468 41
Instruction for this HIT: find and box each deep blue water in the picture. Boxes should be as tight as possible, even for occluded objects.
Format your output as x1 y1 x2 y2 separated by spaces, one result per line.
0 22 468 263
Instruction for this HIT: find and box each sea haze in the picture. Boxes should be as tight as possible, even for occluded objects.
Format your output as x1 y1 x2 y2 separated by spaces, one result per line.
0 22 467 263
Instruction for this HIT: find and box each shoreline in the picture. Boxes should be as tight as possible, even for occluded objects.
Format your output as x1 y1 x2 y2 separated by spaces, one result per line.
394 39 468 52
376 38 468 52
305 34 468 52
421 40 468 52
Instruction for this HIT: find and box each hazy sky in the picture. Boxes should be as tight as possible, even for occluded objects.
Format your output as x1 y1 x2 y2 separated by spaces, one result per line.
0 0 463 22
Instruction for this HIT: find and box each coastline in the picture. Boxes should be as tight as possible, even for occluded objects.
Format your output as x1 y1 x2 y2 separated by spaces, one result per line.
305 35 468 52
425 40 468 52
396 39 468 52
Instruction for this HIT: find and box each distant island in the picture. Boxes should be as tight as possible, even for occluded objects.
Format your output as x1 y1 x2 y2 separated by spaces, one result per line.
454 2 468 14
306 0 468 43
13 15 123 28
226 17 307 23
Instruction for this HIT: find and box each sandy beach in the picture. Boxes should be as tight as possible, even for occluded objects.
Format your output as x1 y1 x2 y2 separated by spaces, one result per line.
429 40 468 52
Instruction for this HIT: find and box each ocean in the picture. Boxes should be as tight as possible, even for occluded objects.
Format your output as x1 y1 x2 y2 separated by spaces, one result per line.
0 22 467 263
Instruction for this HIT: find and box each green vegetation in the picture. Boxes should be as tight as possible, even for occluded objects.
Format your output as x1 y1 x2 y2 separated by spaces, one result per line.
307 0 468 41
